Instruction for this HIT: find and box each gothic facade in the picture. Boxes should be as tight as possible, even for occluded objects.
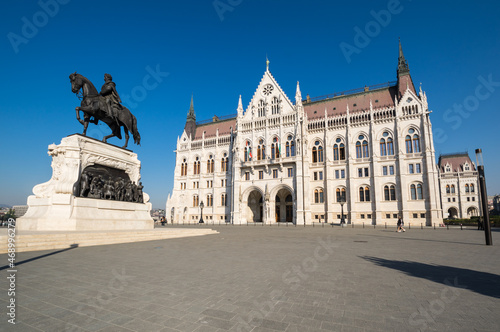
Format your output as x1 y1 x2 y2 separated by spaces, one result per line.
166 43 444 226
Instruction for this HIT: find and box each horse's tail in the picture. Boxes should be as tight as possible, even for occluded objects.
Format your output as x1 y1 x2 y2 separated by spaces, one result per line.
132 114 141 145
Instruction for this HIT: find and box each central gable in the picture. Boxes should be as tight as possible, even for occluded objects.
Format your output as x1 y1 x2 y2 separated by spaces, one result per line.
242 69 295 121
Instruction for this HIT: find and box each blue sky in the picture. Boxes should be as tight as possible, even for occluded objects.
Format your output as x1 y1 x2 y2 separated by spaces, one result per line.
1 0 500 209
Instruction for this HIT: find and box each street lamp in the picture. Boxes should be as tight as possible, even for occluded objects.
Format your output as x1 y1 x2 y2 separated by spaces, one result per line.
339 196 346 225
199 201 205 224
475 149 492 245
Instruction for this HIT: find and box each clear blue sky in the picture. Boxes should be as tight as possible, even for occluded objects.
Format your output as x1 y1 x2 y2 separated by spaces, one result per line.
1 0 500 209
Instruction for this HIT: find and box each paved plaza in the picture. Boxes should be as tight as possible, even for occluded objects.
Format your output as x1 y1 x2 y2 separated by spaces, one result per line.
1 225 499 332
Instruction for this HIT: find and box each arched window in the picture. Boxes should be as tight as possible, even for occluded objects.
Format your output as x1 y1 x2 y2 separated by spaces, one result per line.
384 185 396 201
207 194 213 207
356 141 362 158
417 184 423 199
193 157 200 175
207 155 214 173
359 186 370 202
465 184 469 193
413 134 420 153
271 96 280 114
221 153 228 172
333 144 339 160
451 185 455 194
446 185 450 194
258 100 265 117
410 184 417 200
257 139 265 160
336 188 346 202
470 184 475 193
193 195 199 207
244 141 252 161
287 135 296 157
387 137 394 155
271 137 280 159
356 135 369 158
313 189 324 203
221 193 226 206
339 143 345 160
181 158 187 176
380 138 387 156
405 135 412 153
312 140 322 162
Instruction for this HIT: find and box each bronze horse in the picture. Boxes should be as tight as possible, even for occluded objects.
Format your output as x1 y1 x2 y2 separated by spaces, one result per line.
69 72 141 148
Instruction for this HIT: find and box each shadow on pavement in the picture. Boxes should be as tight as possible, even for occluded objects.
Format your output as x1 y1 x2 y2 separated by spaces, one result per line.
0 244 79 271
361 233 486 246
361 256 500 299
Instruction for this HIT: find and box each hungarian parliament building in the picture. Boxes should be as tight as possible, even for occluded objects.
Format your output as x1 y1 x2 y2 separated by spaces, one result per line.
166 43 480 225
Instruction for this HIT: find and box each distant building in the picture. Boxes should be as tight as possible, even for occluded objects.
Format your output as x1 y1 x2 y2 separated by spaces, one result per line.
13 205 28 218
493 195 500 213
438 153 480 219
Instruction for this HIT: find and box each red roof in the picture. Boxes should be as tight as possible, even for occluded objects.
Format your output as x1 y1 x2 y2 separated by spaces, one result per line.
304 86 397 120
193 118 236 140
438 154 476 172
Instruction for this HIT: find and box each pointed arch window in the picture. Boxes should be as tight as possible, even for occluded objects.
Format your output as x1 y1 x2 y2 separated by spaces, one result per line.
470 184 475 193
285 135 295 157
193 195 199 207
207 194 213 207
193 157 200 175
359 186 370 202
271 96 280 114
207 155 214 173
410 184 417 200
336 187 346 202
312 140 322 163
221 153 228 173
384 185 396 201
244 141 252 162
465 184 469 193
417 184 423 199
181 158 188 176
221 193 227 206
387 137 394 155
258 100 265 117
271 137 280 159
405 135 412 153
451 185 456 194
413 134 420 153
446 185 450 194
314 188 324 203
380 138 387 156
356 135 369 158
257 139 265 160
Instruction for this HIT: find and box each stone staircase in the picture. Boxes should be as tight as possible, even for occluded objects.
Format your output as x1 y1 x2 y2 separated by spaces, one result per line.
0 228 218 253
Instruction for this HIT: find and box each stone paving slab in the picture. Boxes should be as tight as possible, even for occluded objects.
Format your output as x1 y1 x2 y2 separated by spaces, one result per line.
0 225 499 331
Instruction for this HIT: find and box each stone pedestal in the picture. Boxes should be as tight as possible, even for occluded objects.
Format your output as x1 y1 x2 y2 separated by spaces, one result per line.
18 134 154 231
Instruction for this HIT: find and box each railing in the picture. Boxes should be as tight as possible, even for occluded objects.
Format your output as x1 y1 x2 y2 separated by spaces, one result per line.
196 113 237 126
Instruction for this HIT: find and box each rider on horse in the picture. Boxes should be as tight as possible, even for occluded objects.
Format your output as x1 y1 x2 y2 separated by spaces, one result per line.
100 73 122 124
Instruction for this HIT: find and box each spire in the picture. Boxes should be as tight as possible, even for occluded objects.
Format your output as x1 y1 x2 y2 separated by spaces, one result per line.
266 55 270 72
237 94 243 116
184 95 196 139
397 38 409 75
295 81 302 105
187 94 195 118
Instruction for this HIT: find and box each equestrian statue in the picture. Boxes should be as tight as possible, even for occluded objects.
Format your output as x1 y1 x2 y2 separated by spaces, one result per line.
69 72 141 148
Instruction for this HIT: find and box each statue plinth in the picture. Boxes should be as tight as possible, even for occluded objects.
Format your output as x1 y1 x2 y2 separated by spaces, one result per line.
18 134 154 231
